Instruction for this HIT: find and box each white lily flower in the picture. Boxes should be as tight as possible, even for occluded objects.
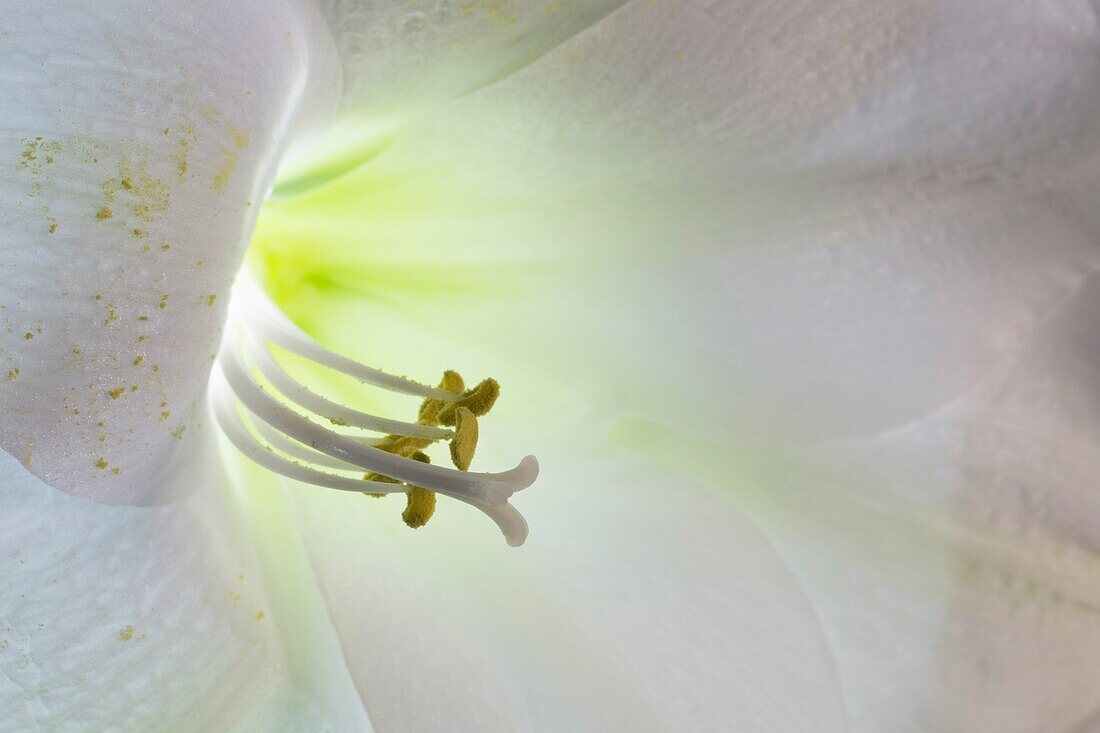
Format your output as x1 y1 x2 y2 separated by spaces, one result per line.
2 1 1098 731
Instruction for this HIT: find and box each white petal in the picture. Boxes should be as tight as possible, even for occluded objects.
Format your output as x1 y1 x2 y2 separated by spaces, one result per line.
611 274 1100 731
0 440 369 731
313 0 626 112
288 0 1100 207
276 0 629 190
0 0 339 504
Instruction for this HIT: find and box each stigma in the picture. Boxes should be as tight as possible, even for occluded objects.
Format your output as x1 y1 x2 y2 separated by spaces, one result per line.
209 273 537 546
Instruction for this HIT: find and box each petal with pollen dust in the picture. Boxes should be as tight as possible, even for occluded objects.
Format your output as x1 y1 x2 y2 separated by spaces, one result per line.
0 0 338 504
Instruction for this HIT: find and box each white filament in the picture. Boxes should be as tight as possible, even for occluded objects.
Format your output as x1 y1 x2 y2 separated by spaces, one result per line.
244 333 452 440
251 417 366 471
231 274 456 401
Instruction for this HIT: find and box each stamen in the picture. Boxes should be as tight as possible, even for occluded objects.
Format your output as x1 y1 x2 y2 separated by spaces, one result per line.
211 301 537 546
210 371 531 546
220 336 529 501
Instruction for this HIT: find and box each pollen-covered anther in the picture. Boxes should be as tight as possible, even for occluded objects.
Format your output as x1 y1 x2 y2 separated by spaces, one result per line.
438 378 500 427
418 370 465 425
449 407 478 471
402 451 436 529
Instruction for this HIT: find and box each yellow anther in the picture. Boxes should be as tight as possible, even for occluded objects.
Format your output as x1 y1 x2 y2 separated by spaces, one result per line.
449 407 478 471
402 451 436 528
438 378 500 426
418 370 465 426
403 487 437 528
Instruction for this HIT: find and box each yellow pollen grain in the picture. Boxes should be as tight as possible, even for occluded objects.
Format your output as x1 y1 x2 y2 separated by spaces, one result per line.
95 458 108 469
118 625 134 641
107 387 125 399
175 122 196 182
449 407 478 471
19 139 38 167
95 207 113 221
117 157 170 225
